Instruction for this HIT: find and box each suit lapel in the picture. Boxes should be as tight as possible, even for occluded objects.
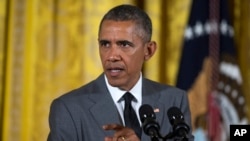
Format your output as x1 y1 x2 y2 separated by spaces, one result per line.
88 74 122 136
89 93 122 135
141 78 165 121
141 78 166 140
141 92 165 128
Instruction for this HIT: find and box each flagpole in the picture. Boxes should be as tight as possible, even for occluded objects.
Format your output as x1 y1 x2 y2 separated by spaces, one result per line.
208 0 221 141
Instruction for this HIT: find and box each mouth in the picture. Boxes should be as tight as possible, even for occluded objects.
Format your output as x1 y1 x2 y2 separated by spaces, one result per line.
106 67 124 77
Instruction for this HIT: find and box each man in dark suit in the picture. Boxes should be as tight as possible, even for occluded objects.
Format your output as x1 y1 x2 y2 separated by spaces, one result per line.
48 4 194 141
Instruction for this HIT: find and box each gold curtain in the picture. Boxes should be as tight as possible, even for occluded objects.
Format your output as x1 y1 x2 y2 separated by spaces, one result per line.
0 0 249 141
0 0 136 141
232 0 250 116
143 0 191 85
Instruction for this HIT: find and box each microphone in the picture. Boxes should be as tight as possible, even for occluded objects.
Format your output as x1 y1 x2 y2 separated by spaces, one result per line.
167 107 190 139
139 104 161 140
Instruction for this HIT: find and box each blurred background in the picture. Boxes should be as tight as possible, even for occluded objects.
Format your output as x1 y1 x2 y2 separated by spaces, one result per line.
0 0 249 141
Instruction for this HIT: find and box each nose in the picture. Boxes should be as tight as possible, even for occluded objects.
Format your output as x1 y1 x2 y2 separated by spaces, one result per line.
108 46 121 62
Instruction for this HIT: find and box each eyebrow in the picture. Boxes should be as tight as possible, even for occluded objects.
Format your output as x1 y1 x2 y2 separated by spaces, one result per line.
116 40 134 47
99 39 134 46
98 39 110 44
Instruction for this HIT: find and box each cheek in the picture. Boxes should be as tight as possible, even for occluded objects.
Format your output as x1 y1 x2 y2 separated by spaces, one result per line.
99 51 106 63
99 49 107 58
127 54 145 69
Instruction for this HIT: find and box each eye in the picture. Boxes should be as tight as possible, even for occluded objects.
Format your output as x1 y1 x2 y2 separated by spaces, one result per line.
99 40 110 47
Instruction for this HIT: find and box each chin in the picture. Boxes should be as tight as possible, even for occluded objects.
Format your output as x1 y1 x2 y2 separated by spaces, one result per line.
107 80 126 90
108 81 121 87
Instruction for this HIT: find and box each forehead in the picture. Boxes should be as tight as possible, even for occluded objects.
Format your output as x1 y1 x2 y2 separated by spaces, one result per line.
99 20 143 40
100 20 135 32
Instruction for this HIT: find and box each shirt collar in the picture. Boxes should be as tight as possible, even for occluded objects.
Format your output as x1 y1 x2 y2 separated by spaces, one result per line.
104 73 142 103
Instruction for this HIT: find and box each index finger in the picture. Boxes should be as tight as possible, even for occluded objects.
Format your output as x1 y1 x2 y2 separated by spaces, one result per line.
103 124 124 131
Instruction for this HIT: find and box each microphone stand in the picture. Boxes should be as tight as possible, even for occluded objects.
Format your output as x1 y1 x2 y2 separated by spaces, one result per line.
144 123 189 141
151 131 189 141
148 128 162 141
150 136 159 141
162 132 174 141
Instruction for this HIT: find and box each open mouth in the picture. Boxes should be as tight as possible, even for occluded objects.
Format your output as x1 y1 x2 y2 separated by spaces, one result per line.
107 67 124 77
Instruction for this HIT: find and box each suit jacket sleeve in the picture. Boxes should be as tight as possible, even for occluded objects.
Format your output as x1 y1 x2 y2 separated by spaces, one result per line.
48 98 78 141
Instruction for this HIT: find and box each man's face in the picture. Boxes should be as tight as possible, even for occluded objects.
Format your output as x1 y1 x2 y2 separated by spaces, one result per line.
98 20 148 91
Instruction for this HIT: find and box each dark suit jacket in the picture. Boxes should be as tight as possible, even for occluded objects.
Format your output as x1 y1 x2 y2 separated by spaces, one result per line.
48 74 194 141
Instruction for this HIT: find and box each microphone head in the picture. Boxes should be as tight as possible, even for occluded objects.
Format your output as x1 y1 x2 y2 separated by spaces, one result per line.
139 104 160 137
167 107 190 137
139 104 156 123
167 107 184 125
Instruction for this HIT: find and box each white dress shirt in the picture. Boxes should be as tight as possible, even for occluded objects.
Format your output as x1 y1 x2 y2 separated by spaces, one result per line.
104 74 142 125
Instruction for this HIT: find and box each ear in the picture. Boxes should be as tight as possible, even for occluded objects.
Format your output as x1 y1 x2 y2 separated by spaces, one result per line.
144 41 157 61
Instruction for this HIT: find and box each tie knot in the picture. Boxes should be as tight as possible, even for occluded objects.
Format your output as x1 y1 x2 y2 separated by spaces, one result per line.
123 92 134 104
